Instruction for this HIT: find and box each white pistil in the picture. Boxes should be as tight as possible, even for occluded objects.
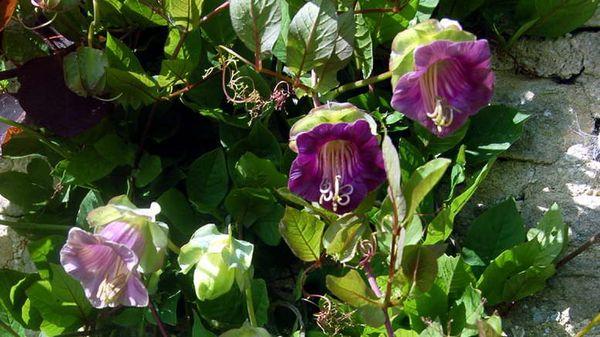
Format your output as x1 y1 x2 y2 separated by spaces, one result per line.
318 141 355 212
97 262 130 305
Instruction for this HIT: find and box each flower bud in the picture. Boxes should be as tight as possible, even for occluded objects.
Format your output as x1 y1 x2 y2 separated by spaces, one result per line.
178 224 253 301
389 19 475 87
219 324 272 337
86 195 169 274
63 47 108 98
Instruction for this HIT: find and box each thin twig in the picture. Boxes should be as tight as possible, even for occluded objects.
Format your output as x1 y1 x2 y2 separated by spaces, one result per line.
0 319 20 337
148 301 169 337
199 1 230 24
332 70 393 97
163 70 221 99
556 232 599 269
575 312 600 337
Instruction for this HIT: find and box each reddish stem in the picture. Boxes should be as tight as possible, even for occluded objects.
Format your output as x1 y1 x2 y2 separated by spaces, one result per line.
200 1 230 24
148 301 168 337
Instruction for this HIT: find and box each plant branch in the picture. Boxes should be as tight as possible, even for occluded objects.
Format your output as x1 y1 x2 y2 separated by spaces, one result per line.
148 300 169 337
0 116 71 158
217 45 316 94
363 262 394 337
0 219 71 232
163 69 222 99
245 283 258 326
332 70 392 96
575 312 600 337
556 232 599 269
167 239 181 254
0 319 20 337
87 0 99 47
200 1 230 24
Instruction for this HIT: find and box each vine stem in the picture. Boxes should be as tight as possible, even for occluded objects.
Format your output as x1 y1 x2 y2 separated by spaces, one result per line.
332 70 393 96
87 0 99 47
0 219 71 232
0 319 20 337
199 1 230 25
556 232 599 269
363 262 394 337
167 239 181 254
148 300 169 337
575 312 600 337
217 45 316 94
245 283 258 326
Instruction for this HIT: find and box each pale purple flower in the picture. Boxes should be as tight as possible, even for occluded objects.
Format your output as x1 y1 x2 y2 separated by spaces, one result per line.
288 119 386 214
391 40 494 137
60 227 149 308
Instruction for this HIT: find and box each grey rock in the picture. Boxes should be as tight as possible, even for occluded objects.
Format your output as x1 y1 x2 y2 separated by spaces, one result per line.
460 28 600 337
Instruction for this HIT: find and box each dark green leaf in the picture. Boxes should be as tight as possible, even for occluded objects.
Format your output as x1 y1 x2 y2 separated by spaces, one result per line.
75 190 104 228
135 154 162 187
353 10 373 78
401 244 446 292
518 0 598 37
225 187 278 226
187 148 229 210
403 158 451 223
527 203 568 263
463 105 529 163
233 152 286 188
105 32 144 73
463 198 527 264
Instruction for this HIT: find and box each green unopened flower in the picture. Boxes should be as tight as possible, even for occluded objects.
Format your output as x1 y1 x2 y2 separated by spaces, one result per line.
86 195 169 274
178 224 254 301
219 324 272 337
63 47 108 97
389 19 475 87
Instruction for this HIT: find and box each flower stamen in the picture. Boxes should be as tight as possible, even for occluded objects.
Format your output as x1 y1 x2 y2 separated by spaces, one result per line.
318 141 356 212
420 61 458 133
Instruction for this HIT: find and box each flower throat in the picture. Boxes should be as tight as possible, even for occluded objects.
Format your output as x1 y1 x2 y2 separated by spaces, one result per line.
318 140 356 212
420 60 457 133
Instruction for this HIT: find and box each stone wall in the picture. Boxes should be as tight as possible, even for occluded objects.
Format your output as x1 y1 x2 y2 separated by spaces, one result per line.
459 18 600 337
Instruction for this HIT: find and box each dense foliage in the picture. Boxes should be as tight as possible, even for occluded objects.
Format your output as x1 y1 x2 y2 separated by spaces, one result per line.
0 0 595 336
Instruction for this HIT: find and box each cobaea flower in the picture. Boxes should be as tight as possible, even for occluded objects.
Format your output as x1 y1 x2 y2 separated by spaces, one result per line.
86 196 169 274
178 224 253 301
60 227 148 308
288 103 386 214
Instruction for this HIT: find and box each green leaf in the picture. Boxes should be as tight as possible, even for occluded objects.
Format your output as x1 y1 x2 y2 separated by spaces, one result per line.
477 240 555 305
518 0 598 38
192 312 217 337
527 203 569 263
187 148 229 210
401 244 446 292
0 269 40 329
225 188 279 227
436 255 477 302
135 154 162 187
425 159 495 244
164 0 204 30
313 10 355 93
271 0 291 62
323 216 367 262
0 156 53 209
94 133 136 166
233 152 286 188
105 67 159 109
363 0 419 44
325 270 380 307
415 0 440 22
502 264 556 304
419 321 444 337
463 198 527 264
353 10 373 78
403 158 451 224
279 207 325 262
437 0 485 19
250 279 270 326
415 121 469 155
157 188 201 245
448 284 485 337
252 204 284 246
463 105 530 163
26 264 93 336
230 0 282 58
62 148 116 185
285 0 339 76
105 32 144 73
75 190 104 228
